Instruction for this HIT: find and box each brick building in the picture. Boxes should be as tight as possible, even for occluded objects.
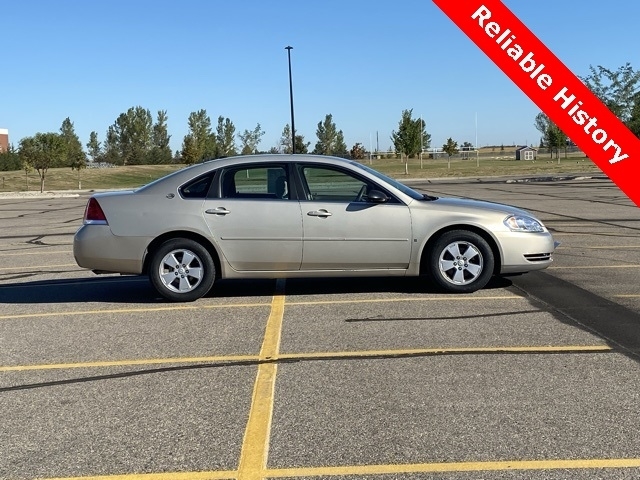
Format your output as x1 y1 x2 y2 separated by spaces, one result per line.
0 129 8 153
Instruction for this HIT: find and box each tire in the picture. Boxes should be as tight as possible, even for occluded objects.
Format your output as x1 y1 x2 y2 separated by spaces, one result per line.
427 230 494 293
149 238 216 302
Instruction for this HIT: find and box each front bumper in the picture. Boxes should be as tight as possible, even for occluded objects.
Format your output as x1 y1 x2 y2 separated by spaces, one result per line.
496 231 557 274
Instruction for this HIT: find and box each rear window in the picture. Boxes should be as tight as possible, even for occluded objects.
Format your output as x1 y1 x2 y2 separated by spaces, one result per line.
179 174 214 199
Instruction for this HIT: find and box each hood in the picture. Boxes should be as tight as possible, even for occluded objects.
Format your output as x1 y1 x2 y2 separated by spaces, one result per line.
430 197 533 217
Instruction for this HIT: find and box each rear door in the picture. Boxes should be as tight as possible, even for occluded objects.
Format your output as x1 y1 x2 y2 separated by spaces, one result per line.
202 163 303 271
297 164 412 270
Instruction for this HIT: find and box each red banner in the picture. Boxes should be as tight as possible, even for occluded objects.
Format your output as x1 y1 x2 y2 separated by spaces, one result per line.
433 0 640 207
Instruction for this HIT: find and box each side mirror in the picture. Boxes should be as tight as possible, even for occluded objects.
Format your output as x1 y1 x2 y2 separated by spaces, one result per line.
367 190 389 203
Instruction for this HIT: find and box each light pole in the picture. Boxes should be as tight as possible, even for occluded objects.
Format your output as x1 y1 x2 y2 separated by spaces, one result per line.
285 46 295 154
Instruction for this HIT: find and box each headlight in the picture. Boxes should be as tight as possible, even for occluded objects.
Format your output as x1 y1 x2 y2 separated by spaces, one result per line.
503 215 545 232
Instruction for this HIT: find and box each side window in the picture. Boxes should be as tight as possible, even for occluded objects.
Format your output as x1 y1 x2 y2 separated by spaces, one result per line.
179 173 214 199
220 166 289 199
300 166 370 202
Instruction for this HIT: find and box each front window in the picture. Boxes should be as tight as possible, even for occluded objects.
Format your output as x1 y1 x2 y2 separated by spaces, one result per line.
299 166 371 202
350 161 424 200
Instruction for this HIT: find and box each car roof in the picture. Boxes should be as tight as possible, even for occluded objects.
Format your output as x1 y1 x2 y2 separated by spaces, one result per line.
138 154 354 192
136 154 417 204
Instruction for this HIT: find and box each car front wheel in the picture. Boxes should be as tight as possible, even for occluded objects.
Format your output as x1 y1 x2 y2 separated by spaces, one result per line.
149 238 215 302
427 230 494 293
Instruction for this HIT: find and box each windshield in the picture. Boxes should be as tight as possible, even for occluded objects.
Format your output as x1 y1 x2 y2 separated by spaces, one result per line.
350 161 425 200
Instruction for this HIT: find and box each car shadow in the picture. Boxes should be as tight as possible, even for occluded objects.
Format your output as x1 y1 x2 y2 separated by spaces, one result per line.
0 274 513 305
280 275 513 297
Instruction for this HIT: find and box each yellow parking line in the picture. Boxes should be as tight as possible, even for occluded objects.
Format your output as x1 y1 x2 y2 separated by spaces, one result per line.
286 295 523 306
40 471 236 480
550 265 640 269
0 250 72 256
0 355 259 372
0 297 522 321
34 457 640 479
572 246 640 249
614 294 640 298
552 232 629 236
277 345 612 360
1 345 611 373
238 278 286 480
266 458 640 477
0 263 77 271
0 303 269 321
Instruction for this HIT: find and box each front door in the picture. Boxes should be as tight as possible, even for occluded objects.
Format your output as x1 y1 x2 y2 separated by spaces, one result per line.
298 165 412 270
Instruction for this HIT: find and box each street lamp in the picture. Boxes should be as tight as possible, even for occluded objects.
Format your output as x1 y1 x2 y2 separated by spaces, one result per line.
285 46 295 154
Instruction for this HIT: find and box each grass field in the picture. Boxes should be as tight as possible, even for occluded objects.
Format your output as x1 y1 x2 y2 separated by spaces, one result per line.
0 152 601 193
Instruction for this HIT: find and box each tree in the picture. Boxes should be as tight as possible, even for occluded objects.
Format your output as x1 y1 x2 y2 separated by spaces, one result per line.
313 114 348 156
628 94 640 138
279 124 310 154
535 112 567 159
216 116 237 157
111 106 153 165
350 143 366 160
19 133 66 192
391 109 430 174
279 124 293 153
0 144 21 171
103 125 120 165
442 137 458 170
581 63 640 124
60 118 87 188
86 131 102 163
238 123 265 155
148 110 172 164
182 109 215 164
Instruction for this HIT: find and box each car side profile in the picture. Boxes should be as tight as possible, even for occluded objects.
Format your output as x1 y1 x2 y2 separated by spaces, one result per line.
74 154 556 301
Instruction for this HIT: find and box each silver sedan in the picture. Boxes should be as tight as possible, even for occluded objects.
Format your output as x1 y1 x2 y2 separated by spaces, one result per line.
74 154 556 301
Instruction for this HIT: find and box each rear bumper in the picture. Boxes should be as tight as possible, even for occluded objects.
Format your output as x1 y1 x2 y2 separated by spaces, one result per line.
73 225 149 274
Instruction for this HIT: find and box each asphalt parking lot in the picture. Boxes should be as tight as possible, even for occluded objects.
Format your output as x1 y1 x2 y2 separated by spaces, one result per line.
1 174 640 480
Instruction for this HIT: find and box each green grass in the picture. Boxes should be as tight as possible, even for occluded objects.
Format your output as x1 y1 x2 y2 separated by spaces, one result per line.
1 164 183 192
370 152 601 178
0 154 602 193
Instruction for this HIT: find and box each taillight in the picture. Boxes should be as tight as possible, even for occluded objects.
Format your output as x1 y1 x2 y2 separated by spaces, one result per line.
84 198 108 225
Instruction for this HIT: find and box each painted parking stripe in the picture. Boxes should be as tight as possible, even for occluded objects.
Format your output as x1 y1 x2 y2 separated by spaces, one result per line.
0 296 523 321
285 295 523 306
550 265 640 269
238 278 286 480
41 471 236 480
0 303 270 321
571 245 640 249
266 457 640 477
1 345 611 373
0 250 73 256
34 456 640 479
0 263 78 271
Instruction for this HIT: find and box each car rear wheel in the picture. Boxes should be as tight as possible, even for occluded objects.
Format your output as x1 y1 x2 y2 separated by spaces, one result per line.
427 230 494 293
149 238 215 302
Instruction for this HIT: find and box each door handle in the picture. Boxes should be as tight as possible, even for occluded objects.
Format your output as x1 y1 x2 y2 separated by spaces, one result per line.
205 207 231 215
307 209 332 218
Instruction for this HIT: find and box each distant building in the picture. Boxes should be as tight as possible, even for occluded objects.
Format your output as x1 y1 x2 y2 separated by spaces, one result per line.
515 145 537 161
0 129 8 153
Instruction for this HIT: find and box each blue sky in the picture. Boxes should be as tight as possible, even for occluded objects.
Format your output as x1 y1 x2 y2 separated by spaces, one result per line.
2 0 639 154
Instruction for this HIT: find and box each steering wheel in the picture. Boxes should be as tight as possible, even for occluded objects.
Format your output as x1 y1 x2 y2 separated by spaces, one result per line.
355 185 368 202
